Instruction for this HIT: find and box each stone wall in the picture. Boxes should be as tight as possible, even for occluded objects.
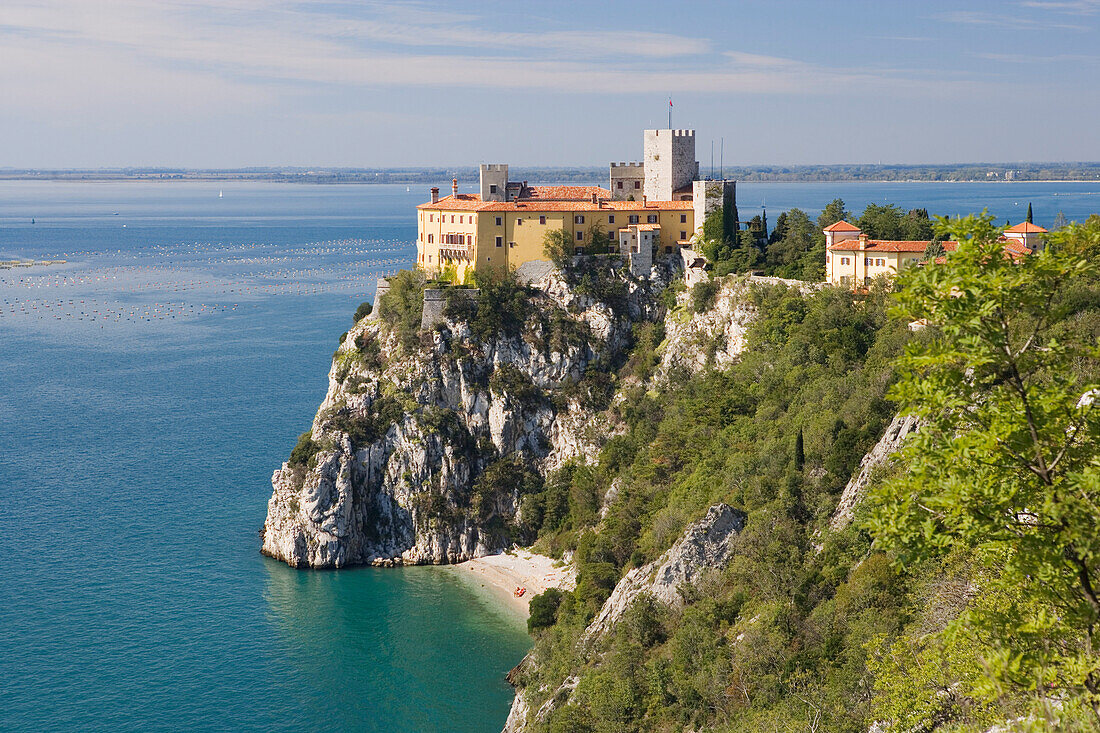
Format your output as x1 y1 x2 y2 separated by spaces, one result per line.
421 288 479 329
609 162 644 201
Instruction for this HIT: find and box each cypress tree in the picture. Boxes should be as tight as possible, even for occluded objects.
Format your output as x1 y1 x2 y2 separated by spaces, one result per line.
1026 202 1033 224
794 428 805 472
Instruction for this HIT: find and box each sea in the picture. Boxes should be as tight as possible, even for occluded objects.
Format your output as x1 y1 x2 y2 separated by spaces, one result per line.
1 179 1097 732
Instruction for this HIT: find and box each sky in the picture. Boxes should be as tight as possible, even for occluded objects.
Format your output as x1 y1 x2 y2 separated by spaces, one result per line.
1 0 1099 168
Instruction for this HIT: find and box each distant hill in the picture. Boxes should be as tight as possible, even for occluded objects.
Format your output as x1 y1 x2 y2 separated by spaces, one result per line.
2 162 1099 184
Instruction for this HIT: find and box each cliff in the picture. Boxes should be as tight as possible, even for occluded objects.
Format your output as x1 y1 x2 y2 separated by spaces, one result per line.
261 262 673 568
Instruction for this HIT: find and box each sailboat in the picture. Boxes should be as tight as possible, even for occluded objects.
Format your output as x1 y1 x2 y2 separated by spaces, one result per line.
219 190 224 198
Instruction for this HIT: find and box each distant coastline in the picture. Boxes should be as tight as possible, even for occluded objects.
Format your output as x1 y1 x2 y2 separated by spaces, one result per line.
3 162 1100 185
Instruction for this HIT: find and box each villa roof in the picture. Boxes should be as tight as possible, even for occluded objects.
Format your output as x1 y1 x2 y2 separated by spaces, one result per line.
1005 221 1048 234
823 220 861 232
828 239 959 253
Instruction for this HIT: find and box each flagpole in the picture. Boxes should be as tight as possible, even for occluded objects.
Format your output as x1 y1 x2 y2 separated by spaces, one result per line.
668 97 672 129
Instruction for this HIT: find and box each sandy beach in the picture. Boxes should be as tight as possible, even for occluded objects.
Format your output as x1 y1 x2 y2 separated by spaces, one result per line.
450 549 576 616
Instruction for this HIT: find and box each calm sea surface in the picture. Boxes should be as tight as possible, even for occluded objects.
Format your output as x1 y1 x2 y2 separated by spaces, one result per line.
0 180 1096 732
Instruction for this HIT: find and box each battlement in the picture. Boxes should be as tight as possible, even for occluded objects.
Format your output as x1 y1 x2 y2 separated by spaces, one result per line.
644 129 695 138
480 163 508 172
611 161 643 168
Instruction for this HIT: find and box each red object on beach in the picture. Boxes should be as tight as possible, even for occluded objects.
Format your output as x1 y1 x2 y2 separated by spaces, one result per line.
513 587 526 598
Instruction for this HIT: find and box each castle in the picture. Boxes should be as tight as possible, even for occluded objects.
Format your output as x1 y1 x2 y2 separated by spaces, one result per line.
415 129 735 280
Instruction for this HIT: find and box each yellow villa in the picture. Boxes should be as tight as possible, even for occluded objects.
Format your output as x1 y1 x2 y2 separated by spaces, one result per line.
415 129 736 280
824 219 1044 288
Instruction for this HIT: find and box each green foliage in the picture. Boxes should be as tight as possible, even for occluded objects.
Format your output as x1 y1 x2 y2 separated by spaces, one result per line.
856 203 934 240
528 588 565 633
524 283 914 731
377 269 426 350
690 278 720 314
543 227 573 269
868 213 1100 723
354 301 373 322
817 198 851 230
287 430 320 468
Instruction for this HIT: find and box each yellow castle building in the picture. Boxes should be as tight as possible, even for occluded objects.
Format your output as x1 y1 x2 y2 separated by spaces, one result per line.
415 129 735 280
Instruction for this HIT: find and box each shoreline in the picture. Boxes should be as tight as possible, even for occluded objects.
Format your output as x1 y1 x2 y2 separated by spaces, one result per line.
447 549 576 618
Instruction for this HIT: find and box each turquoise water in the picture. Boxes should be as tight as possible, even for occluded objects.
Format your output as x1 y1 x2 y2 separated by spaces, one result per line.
0 180 1096 732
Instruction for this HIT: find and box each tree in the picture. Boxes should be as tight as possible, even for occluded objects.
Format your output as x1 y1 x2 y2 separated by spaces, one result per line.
763 208 818 279
868 213 1100 721
817 198 851 230
1026 201 1034 224
543 227 573 269
1054 211 1069 230
857 203 907 239
353 301 372 322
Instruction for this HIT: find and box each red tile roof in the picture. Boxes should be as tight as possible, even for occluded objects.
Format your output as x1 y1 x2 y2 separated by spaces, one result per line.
1005 221 1048 234
523 186 611 200
828 239 959 253
419 195 693 212
823 220 861 232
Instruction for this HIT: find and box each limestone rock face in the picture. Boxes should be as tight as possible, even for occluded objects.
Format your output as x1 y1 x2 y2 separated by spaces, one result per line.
655 275 815 383
261 265 672 568
586 503 746 639
503 503 746 731
829 413 920 531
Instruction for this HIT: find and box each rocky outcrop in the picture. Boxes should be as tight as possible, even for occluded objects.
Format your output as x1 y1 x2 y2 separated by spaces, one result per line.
585 503 746 639
656 275 815 382
829 414 920 531
504 503 746 731
262 264 673 568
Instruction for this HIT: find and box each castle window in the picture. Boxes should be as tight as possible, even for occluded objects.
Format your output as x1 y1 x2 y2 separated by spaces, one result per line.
617 181 623 189
495 236 502 247
495 216 502 226
628 215 639 224
576 231 584 241
634 181 640 189
608 215 615 224
680 214 687 223
539 216 546 225
490 184 497 194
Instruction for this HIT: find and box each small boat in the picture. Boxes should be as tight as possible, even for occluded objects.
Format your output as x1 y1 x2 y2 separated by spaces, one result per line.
219 190 224 198
513 587 527 598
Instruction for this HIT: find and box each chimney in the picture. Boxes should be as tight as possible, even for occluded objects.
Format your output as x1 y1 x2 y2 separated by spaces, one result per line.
591 192 599 204
430 187 439 204
451 178 458 198
642 195 647 207
858 233 868 251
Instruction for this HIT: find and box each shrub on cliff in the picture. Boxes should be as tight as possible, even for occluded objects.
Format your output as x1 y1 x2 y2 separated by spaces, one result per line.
353 301 372 322
377 269 425 350
287 431 319 468
528 588 565 632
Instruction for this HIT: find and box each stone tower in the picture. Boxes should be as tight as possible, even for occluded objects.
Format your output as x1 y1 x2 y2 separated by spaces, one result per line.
643 129 698 201
692 180 737 242
480 164 508 202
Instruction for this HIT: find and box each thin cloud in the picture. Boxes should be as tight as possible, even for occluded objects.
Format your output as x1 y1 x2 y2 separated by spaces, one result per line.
935 10 1088 30
1018 0 1100 13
